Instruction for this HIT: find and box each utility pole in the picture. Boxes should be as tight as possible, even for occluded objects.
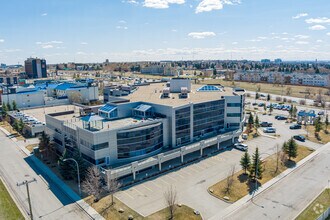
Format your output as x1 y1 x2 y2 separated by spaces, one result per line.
17 178 37 220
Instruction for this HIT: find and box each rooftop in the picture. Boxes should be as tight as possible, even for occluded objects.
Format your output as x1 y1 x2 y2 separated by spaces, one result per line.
22 105 77 122
125 83 236 107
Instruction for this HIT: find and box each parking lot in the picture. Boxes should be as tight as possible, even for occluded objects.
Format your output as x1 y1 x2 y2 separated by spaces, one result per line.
116 111 322 219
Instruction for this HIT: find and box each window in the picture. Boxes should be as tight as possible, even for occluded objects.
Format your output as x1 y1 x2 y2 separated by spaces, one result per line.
227 103 241 107
227 113 241 117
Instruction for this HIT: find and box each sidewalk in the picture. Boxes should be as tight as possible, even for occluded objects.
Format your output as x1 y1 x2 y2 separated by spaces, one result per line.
0 126 104 220
210 142 330 220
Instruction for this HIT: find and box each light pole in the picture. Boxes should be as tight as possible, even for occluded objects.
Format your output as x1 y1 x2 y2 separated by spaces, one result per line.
63 158 81 196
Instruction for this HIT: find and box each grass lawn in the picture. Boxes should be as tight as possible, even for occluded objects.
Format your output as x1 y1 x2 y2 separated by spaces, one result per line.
306 125 330 144
26 144 38 152
85 195 202 220
209 145 314 203
0 179 24 220
206 79 330 101
296 188 330 220
0 121 25 141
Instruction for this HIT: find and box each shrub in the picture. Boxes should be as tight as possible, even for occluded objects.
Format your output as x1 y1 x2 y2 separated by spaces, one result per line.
276 96 282 102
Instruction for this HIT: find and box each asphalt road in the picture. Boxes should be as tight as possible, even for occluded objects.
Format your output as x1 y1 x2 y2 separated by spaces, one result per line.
0 131 91 220
224 142 330 220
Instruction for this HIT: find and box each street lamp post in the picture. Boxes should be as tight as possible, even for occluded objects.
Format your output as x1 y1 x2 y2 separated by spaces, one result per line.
63 158 81 196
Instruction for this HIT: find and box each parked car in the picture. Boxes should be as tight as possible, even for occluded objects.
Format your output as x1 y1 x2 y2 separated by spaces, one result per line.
258 103 265 107
263 127 276 133
290 124 302 129
276 116 287 120
318 111 325 116
293 135 305 142
260 122 273 127
234 143 248 151
252 103 258 106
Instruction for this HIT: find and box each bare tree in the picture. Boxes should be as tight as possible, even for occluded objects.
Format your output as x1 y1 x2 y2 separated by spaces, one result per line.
68 91 83 104
286 86 292 96
164 185 178 220
225 165 236 194
274 144 282 174
82 166 104 202
107 176 121 206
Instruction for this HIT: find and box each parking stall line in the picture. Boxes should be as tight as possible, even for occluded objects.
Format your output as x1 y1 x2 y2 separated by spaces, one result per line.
140 184 153 192
179 168 193 176
192 164 204 171
158 178 171 186
149 180 162 189
121 191 135 200
187 166 200 173
172 172 185 179
132 187 144 196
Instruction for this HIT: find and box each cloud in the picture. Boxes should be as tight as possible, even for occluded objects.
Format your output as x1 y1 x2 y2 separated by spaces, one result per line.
305 17 330 24
188 31 216 39
309 25 326 30
316 40 323 43
42 45 53 49
143 0 185 9
36 41 63 45
295 41 309 45
119 20 127 23
232 42 238 45
292 13 308 19
327 32 330 36
125 0 139 4
116 26 128 30
295 35 310 39
195 0 240 13
76 51 87 55
81 42 88 45
41 13 47 16
171 29 178 32
0 39 4 43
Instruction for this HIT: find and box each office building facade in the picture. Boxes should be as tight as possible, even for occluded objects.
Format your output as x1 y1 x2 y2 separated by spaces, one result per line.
25 58 47 79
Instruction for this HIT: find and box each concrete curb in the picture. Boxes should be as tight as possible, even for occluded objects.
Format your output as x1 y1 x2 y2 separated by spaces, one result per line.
211 143 330 220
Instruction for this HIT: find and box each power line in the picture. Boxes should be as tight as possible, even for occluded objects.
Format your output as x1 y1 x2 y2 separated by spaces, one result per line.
17 178 37 220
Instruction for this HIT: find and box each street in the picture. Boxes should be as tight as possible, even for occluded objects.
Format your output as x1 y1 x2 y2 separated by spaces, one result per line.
223 142 330 220
0 131 91 220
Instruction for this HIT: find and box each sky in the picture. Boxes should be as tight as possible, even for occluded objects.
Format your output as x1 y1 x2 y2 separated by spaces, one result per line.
0 0 330 64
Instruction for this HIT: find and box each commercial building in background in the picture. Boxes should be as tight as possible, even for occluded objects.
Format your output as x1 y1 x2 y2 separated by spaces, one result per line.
24 58 47 79
45 78 245 181
1 80 99 108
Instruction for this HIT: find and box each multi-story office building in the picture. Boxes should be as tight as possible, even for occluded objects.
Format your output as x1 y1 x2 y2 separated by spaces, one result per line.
24 58 47 79
45 78 245 180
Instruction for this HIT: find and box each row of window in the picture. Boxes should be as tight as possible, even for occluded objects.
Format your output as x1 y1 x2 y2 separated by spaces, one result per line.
227 103 241 107
227 113 241 117
175 107 191 145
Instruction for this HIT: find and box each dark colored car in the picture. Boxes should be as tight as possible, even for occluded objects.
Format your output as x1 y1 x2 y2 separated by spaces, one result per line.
293 135 305 142
260 122 273 127
276 116 287 120
290 124 302 129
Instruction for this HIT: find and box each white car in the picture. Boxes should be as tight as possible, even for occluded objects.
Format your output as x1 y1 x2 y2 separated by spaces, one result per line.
234 143 248 151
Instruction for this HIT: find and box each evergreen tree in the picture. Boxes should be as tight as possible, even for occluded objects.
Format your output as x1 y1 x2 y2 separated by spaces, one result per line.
269 104 273 115
1 103 7 117
267 94 271 101
292 106 298 119
325 114 329 132
254 115 260 130
6 102 12 111
250 147 263 181
39 132 51 158
13 119 19 131
12 100 17 111
284 138 298 161
314 117 322 133
18 119 24 133
240 152 251 174
289 104 294 118
58 149 73 180
248 113 254 132
71 149 89 181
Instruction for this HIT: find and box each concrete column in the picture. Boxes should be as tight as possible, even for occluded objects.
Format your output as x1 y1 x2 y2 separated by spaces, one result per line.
180 147 184 163
200 141 205 156
217 136 222 150
131 161 138 180
157 153 164 171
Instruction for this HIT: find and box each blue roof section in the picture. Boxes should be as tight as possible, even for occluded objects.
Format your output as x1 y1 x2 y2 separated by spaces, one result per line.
16 90 41 94
134 104 152 112
55 83 77 91
99 104 117 113
81 113 104 122
197 85 221 92
298 110 316 117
